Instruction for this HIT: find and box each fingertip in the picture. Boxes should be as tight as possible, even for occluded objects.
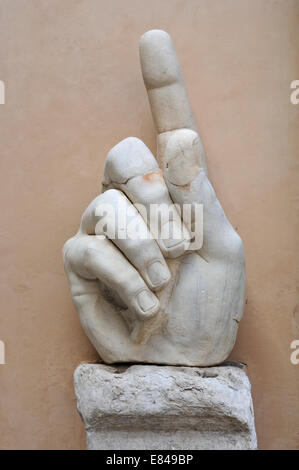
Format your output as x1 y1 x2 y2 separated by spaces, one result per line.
140 29 171 46
139 29 181 89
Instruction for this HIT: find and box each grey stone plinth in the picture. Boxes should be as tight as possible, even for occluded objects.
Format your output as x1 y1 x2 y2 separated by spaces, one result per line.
74 363 257 450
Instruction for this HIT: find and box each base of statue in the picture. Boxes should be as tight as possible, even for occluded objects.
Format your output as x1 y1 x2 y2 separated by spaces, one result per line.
74 362 257 450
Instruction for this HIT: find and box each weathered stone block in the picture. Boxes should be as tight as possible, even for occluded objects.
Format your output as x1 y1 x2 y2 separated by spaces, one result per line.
74 363 257 450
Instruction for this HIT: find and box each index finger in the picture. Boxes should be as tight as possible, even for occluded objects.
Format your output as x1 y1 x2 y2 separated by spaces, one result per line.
139 29 196 133
139 30 207 173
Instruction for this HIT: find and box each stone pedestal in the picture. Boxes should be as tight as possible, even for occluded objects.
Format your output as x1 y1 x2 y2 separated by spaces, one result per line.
74 363 257 450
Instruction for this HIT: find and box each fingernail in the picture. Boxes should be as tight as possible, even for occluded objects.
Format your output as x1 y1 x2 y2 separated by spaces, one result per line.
161 220 190 258
136 289 158 317
163 237 184 249
147 260 170 289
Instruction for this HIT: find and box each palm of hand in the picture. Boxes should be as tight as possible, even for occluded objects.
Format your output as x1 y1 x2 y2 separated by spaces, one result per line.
63 30 245 366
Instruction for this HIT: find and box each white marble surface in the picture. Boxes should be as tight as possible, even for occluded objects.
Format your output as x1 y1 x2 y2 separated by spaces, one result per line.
63 30 246 366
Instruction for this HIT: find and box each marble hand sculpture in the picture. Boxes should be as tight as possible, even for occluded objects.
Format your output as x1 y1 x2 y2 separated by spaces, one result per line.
63 30 246 366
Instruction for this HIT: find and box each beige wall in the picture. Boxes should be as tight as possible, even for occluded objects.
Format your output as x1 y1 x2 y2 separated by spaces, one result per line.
0 0 298 449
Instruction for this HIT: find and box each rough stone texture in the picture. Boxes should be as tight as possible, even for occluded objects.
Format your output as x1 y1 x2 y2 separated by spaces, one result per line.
74 363 257 450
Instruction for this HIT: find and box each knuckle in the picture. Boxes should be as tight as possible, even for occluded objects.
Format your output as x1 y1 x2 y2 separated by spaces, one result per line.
83 246 96 269
228 230 244 258
62 237 75 264
103 137 158 185
233 231 243 250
